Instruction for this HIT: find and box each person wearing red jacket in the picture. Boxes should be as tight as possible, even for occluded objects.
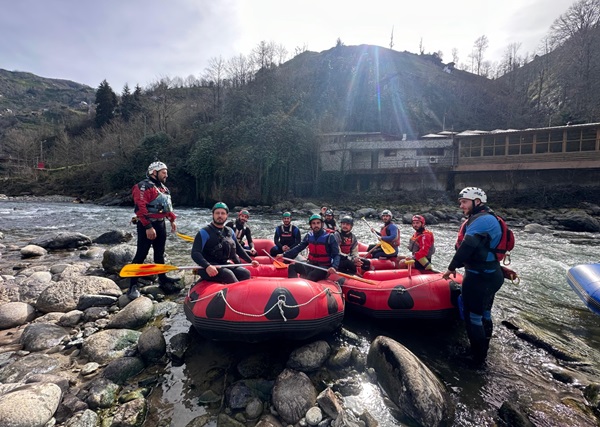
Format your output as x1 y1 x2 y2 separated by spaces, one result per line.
399 215 435 271
127 161 178 299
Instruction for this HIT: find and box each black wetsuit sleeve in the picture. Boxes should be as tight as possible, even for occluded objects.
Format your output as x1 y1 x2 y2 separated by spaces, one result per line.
293 227 301 246
191 232 210 268
234 236 252 263
284 235 309 259
245 228 253 247
448 234 483 271
274 227 282 249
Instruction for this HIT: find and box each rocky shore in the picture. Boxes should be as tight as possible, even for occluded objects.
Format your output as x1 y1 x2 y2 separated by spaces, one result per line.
1 196 600 426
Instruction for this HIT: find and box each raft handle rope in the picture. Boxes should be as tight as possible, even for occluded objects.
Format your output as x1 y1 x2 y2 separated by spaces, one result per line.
186 286 341 321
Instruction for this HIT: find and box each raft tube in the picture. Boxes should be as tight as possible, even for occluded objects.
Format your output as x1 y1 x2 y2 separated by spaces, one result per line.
567 263 600 316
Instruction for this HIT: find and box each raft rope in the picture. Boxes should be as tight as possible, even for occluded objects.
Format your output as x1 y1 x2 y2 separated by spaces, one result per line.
186 286 343 321
343 274 450 293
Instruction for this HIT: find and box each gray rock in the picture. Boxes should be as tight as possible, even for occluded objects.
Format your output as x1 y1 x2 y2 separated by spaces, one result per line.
54 393 89 424
106 296 154 329
103 357 144 385
237 352 274 378
111 397 147 426
30 232 92 249
169 332 190 362
306 406 323 426
77 294 118 310
272 369 317 424
287 340 331 372
81 329 141 364
327 346 353 369
58 310 84 327
245 396 263 419
20 322 69 352
0 382 62 427
217 413 246 427
18 271 53 304
523 223 553 234
35 276 121 313
63 408 98 427
93 230 133 244
25 373 70 393
255 414 284 427
367 336 453 427
498 401 535 427
185 414 218 427
81 377 120 409
80 362 101 376
79 247 105 260
137 326 166 364
316 387 343 420
20 244 48 258
101 244 137 274
355 208 377 218
0 353 64 383
556 212 600 232
0 302 36 329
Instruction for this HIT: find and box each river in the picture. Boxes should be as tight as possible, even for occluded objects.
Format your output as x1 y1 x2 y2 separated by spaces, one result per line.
1 200 599 426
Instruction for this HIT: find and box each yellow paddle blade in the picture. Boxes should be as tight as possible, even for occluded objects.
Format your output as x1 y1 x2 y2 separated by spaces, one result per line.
176 232 195 242
119 263 179 277
379 240 396 255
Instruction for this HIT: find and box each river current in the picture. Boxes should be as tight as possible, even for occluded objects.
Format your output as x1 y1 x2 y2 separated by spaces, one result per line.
1 200 599 426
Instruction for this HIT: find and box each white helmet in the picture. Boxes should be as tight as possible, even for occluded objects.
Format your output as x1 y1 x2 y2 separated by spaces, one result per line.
148 161 167 175
458 187 487 203
381 209 392 217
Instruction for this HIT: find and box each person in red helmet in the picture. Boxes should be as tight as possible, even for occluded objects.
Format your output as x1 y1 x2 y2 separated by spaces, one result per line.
399 214 435 271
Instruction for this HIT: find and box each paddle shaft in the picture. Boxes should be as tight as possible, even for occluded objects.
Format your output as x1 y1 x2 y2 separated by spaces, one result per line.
281 257 377 285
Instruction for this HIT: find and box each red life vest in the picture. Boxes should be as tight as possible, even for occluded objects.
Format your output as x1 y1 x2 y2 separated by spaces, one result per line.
455 212 514 262
407 229 435 258
381 223 400 247
307 231 331 266
338 231 356 255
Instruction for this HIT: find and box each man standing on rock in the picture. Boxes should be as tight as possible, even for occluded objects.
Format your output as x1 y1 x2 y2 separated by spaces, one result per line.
443 187 504 366
127 161 179 299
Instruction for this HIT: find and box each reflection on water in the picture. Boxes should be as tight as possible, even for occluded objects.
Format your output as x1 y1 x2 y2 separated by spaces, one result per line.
2 201 600 426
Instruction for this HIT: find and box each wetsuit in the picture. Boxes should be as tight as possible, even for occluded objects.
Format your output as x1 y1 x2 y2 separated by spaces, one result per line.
324 219 337 233
333 230 359 275
270 224 301 256
225 219 254 250
407 228 435 271
448 204 503 364
368 222 400 258
130 176 176 287
191 223 253 283
284 228 340 281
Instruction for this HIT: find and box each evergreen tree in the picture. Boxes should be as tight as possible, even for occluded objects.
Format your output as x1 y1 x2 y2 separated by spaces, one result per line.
120 84 133 122
94 79 118 128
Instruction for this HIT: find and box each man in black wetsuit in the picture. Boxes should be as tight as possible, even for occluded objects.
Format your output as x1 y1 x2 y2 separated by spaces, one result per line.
191 202 259 284
269 212 301 256
333 216 362 275
225 209 257 256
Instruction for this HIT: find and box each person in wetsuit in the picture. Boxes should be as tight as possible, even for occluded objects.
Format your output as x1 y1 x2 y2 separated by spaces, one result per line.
270 212 301 256
278 214 340 281
333 216 362 275
225 209 257 256
443 187 504 366
366 209 400 259
191 202 259 284
127 161 179 299
323 209 337 233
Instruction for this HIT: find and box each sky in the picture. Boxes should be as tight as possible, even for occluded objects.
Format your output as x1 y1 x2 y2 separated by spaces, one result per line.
0 0 575 91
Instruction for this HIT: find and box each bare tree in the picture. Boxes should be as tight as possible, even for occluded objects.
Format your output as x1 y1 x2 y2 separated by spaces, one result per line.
274 43 288 65
390 26 395 49
452 48 459 64
549 0 600 48
203 56 227 113
252 41 275 69
226 54 254 88
499 42 522 76
473 35 489 75
294 43 308 56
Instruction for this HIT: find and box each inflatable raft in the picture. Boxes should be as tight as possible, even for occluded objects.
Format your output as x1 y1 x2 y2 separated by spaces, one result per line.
183 266 344 342
334 269 463 320
566 263 600 316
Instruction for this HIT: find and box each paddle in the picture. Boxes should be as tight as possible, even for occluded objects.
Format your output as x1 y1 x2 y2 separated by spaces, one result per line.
280 256 378 285
361 217 396 255
262 250 290 269
119 263 252 277
176 232 195 242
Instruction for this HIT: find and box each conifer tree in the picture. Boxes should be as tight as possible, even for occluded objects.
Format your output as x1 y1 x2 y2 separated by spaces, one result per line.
94 79 118 128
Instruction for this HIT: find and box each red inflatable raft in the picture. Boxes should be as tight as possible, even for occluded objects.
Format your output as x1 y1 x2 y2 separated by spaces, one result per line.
334 268 463 320
183 265 344 342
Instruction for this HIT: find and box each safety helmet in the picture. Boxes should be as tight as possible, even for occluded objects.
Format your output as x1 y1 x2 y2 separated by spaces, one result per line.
325 209 334 216
308 214 323 223
282 212 291 218
412 215 426 225
212 202 229 213
148 161 167 175
239 209 250 217
340 216 354 225
458 187 487 203
381 209 392 217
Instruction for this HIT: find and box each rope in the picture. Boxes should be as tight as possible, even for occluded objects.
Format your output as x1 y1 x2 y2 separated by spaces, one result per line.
343 274 448 293
186 285 342 320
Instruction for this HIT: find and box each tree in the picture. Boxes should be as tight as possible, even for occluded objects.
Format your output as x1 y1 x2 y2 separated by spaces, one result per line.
94 80 118 128
472 35 489 76
203 56 227 115
390 26 395 49
452 48 459 64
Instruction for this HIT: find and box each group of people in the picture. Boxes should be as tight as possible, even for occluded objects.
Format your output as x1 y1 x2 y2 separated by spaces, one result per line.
128 161 505 366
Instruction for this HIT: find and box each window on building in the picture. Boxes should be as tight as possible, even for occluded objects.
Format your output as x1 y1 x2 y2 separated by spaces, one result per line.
581 128 597 151
520 133 533 154
566 130 581 152
508 134 520 155
384 150 397 157
416 148 445 156
483 136 494 156
535 132 549 154
549 130 563 152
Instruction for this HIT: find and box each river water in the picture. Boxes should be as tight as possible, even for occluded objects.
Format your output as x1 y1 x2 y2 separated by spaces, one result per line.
1 200 600 426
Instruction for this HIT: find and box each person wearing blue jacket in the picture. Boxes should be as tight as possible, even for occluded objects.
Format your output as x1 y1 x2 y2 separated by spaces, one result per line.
443 187 504 366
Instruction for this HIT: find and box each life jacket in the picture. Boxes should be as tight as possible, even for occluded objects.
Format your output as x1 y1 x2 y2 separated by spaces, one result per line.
324 219 337 233
455 211 514 263
381 223 401 247
338 231 356 255
407 229 436 258
206 225 236 263
307 230 332 267
136 178 173 216
277 225 296 247
231 220 249 244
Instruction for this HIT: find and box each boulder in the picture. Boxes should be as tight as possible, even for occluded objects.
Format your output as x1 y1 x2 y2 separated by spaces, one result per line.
35 276 121 313
101 244 138 274
106 296 154 329
0 382 62 427
20 244 47 258
92 230 133 245
81 329 141 364
30 232 92 250
367 335 453 427
20 322 69 352
272 369 317 424
0 302 36 329
555 212 600 232
286 340 331 372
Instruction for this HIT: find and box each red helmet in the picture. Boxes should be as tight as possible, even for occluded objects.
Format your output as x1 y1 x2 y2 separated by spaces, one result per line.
412 215 426 225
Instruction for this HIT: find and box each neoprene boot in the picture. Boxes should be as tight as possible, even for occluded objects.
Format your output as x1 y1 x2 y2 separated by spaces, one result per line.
127 284 141 299
468 324 489 366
